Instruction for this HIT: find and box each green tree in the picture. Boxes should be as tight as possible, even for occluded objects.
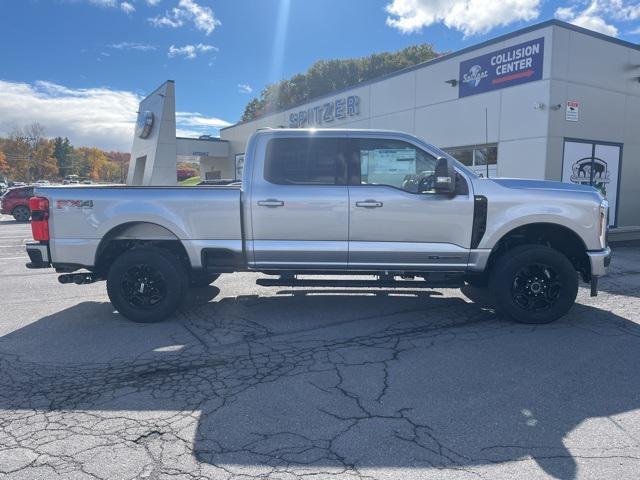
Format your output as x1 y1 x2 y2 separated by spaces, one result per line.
53 137 73 177
241 43 440 121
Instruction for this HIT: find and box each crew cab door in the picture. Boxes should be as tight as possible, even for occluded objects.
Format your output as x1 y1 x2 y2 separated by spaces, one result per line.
347 136 474 270
248 134 349 269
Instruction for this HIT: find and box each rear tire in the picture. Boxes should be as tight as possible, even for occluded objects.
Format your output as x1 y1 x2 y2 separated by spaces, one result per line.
13 205 30 222
189 272 220 288
489 245 578 324
106 247 188 323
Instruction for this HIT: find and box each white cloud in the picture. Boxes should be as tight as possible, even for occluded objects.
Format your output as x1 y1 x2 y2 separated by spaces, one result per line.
238 84 253 94
88 0 118 6
555 1 619 37
176 111 231 129
168 43 217 59
84 0 137 13
149 14 182 28
120 1 135 13
0 80 139 151
0 80 231 151
146 0 162 5
385 0 541 36
148 0 220 35
109 41 157 51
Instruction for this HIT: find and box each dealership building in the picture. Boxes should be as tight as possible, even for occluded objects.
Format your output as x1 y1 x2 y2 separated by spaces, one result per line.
129 19 640 231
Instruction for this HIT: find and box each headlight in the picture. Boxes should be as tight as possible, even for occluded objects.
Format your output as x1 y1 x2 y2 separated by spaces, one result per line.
599 200 609 247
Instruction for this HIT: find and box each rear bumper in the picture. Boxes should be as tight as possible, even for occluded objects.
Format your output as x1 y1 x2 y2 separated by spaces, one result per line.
25 242 51 269
586 247 612 297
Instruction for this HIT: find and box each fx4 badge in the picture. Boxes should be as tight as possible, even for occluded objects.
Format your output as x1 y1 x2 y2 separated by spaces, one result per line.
55 200 94 209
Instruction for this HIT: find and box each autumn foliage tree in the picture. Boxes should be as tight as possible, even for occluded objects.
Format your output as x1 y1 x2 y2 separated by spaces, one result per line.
1 124 130 183
1 123 58 181
0 151 8 176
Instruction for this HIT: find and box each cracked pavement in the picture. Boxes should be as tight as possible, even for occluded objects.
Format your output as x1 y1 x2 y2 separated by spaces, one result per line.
1 215 640 479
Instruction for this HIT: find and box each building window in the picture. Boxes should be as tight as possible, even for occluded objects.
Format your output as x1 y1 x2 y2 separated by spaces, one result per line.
444 144 497 178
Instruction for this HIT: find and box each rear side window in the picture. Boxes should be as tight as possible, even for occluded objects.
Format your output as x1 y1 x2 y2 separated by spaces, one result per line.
264 137 348 185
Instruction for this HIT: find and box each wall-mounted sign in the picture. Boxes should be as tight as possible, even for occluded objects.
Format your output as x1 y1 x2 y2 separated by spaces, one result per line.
459 38 544 98
135 110 154 139
566 101 579 121
289 95 360 128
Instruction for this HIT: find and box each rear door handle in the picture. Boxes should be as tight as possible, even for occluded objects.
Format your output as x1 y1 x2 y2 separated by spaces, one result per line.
257 199 284 207
355 200 383 208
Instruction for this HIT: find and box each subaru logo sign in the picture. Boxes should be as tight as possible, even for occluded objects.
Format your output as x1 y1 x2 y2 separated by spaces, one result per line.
458 38 544 98
462 65 489 87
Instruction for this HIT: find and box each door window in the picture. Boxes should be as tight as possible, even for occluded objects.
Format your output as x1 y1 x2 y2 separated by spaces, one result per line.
353 139 438 193
264 137 348 185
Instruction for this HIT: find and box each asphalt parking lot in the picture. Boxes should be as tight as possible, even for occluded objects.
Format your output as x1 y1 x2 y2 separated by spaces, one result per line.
0 214 639 480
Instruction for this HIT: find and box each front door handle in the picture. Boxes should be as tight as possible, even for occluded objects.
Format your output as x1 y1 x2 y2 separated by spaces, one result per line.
257 199 284 207
355 200 383 208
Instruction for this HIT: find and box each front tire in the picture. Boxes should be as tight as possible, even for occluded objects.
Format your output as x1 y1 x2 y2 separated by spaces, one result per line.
489 245 578 324
13 205 30 222
106 247 188 323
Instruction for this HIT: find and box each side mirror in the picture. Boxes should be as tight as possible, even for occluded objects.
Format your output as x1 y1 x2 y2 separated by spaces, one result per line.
434 157 456 195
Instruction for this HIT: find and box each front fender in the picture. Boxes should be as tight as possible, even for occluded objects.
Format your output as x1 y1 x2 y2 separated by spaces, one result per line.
480 201 599 251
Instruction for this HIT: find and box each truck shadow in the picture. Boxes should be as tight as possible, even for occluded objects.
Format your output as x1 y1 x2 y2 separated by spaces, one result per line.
0 293 639 479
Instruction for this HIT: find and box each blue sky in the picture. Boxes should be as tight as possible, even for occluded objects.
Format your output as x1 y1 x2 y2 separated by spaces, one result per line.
0 0 639 150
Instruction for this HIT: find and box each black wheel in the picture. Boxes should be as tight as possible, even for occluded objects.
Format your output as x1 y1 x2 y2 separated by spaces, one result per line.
189 272 220 288
106 247 188 323
489 245 578 324
13 205 30 222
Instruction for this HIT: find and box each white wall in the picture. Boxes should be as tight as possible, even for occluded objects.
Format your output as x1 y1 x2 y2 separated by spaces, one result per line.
547 26 640 226
127 81 177 186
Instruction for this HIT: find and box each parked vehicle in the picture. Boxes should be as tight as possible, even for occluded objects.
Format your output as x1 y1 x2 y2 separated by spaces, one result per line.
26 129 611 324
1 186 34 221
34 180 51 186
63 175 80 185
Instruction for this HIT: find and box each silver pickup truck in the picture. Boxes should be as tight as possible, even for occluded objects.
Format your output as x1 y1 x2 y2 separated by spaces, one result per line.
25 128 611 324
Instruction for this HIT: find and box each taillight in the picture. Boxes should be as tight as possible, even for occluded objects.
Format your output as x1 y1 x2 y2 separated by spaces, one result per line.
29 196 50 241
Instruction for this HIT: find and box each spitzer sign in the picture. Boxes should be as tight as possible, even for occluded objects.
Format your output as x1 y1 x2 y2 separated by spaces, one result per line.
458 38 544 98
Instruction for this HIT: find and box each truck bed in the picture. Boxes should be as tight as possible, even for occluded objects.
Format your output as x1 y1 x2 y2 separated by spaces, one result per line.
35 185 243 268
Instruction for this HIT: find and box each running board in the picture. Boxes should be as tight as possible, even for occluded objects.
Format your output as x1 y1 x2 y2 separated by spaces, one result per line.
256 275 464 289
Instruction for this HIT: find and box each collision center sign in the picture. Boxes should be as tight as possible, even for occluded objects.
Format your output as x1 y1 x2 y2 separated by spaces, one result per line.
458 38 544 98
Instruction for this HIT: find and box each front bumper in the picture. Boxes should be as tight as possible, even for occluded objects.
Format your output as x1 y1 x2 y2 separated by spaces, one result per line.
586 246 612 296
25 242 51 269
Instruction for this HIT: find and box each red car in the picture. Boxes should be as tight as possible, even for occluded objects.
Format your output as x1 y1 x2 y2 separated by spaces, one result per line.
0 186 34 222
